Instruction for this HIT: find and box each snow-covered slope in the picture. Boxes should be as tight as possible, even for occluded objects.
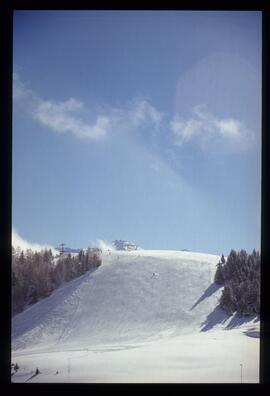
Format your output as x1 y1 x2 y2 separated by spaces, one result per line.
12 250 222 351
12 250 260 383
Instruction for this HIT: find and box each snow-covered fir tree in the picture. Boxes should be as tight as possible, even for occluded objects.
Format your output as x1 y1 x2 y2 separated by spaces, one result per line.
214 249 260 316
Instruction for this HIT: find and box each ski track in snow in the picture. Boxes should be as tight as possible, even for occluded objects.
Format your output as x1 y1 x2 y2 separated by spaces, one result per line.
12 249 260 383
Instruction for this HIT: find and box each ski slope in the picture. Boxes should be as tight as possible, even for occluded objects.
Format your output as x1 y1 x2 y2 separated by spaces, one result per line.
12 250 260 383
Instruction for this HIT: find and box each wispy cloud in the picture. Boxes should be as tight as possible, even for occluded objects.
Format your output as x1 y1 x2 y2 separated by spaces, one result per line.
13 73 255 153
33 98 110 141
170 105 254 151
126 97 163 129
13 73 162 142
12 228 57 254
13 72 33 101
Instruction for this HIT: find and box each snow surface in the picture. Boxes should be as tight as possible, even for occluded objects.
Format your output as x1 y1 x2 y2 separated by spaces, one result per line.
12 249 260 383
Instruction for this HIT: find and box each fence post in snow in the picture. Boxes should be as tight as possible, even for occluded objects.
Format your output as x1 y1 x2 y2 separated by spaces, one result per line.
68 358 70 381
240 363 243 383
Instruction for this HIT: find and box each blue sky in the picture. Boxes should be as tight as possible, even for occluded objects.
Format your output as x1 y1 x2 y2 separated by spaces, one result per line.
12 10 261 254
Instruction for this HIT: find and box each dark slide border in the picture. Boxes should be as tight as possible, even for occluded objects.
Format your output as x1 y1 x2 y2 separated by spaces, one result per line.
0 1 269 393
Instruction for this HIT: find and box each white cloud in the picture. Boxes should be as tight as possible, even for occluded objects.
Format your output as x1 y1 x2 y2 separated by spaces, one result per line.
33 98 109 141
215 119 243 139
13 74 254 153
127 98 163 129
13 73 162 142
171 105 254 151
12 228 57 254
13 72 33 101
171 118 202 142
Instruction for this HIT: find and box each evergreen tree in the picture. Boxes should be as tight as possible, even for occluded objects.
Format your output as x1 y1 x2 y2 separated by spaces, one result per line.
214 249 260 317
11 244 102 315
215 261 224 284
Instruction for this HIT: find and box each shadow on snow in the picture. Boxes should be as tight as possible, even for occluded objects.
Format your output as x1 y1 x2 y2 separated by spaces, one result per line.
192 282 260 333
200 307 259 333
200 306 228 331
190 282 222 311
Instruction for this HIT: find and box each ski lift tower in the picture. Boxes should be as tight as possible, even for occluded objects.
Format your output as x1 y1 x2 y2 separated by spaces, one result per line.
59 243 66 256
